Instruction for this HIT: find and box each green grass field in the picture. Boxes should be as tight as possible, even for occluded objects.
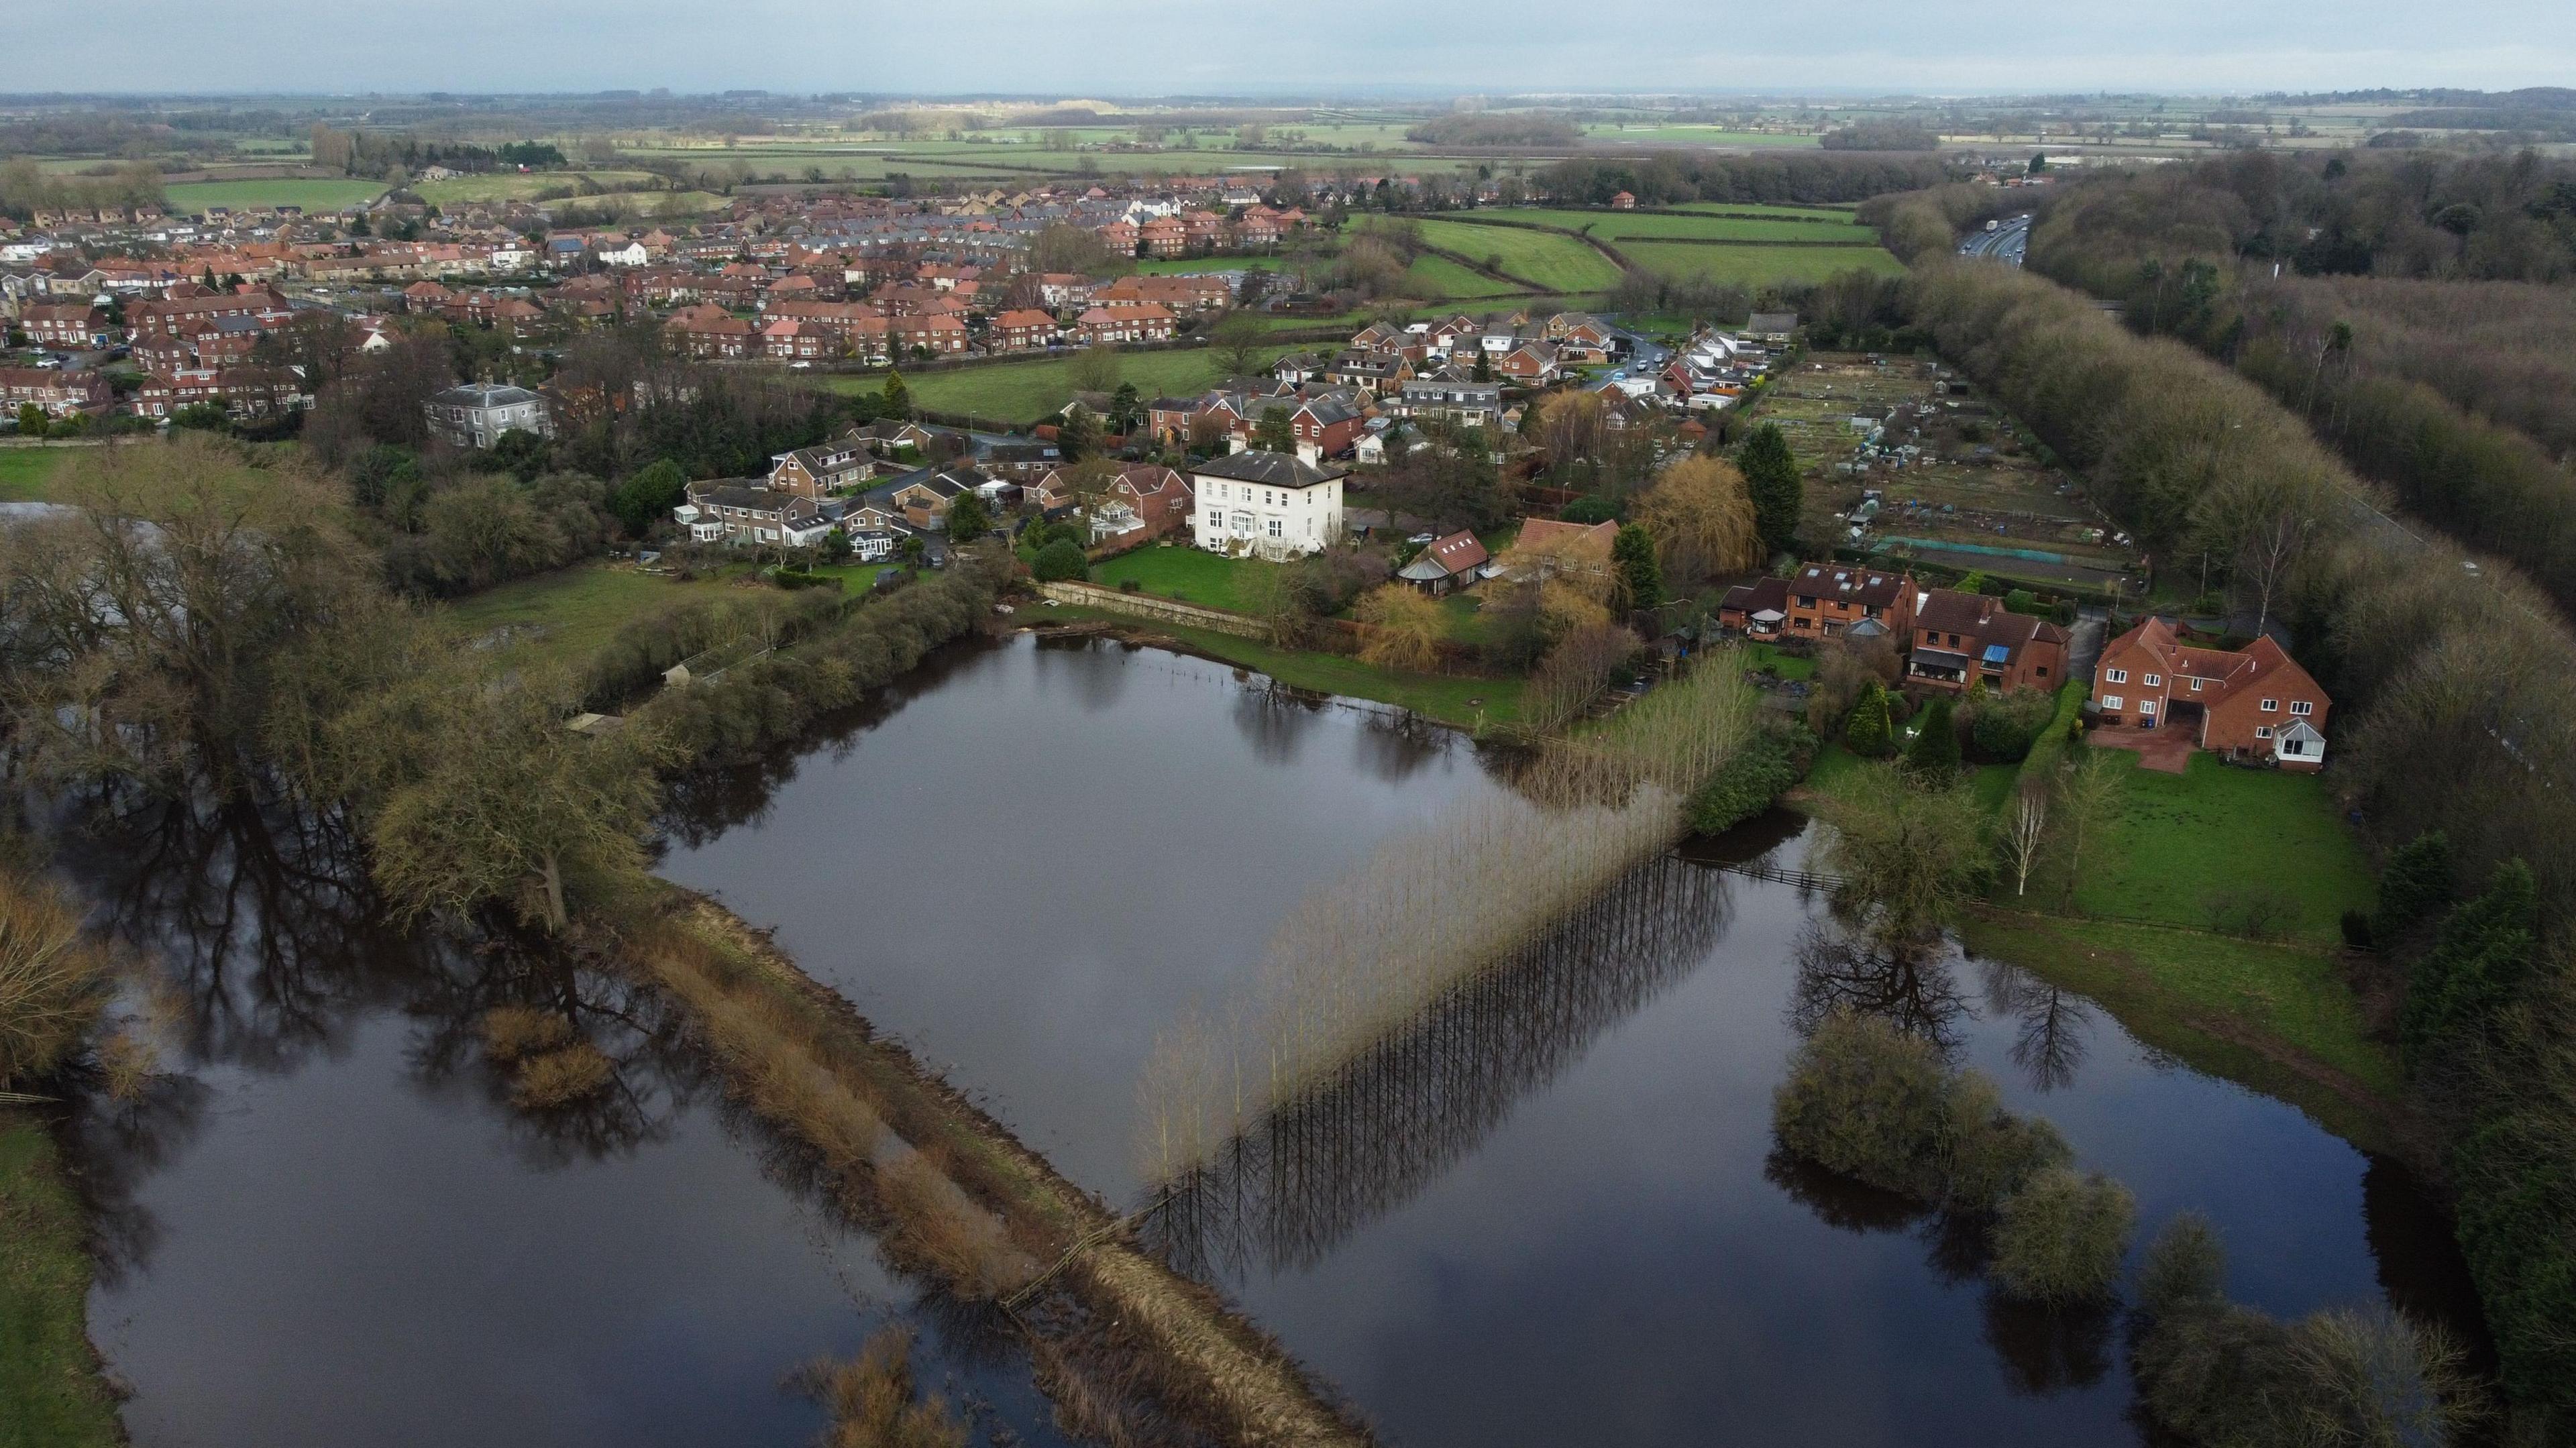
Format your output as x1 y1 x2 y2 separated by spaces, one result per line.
0 1113 121 1448
1414 219 1624 293
441 563 743 670
839 345 1291 424
162 178 386 212
1403 253 1526 300
2046 748 2374 944
1500 207 1877 243
1089 545 1277 614
0 450 69 502
1670 201 1862 220
1616 240 1904 286
1580 125 1822 148
411 170 659 205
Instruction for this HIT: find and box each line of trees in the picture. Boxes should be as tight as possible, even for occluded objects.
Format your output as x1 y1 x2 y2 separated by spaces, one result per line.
1899 258 2576 1435
1536 152 1955 209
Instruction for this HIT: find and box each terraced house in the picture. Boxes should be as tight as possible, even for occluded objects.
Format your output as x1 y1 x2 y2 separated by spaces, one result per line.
1905 588 2068 694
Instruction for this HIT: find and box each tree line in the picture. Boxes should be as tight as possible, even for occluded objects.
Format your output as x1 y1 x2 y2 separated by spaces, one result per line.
1535 152 1955 209
1900 258 2576 1438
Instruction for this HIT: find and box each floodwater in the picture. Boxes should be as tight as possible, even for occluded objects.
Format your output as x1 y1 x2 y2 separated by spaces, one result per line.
662 632 2481 1447
52 803 1071 1448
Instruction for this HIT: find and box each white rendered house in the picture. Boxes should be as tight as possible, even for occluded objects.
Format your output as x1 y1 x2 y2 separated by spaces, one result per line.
1189 450 1345 560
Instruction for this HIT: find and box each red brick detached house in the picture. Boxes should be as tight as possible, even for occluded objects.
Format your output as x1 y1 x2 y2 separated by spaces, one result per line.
2092 618 2332 770
1907 588 2070 694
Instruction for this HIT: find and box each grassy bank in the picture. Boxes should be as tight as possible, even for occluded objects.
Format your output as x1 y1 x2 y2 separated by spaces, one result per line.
622 896 1370 1447
441 563 747 670
1959 913 2410 1160
0 450 70 503
0 1112 120 1448
1040 605 1522 728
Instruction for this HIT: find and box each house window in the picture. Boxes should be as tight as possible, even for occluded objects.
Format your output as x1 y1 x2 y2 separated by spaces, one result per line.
1267 518 1282 538
2191 677 2204 691
2142 673 2161 687
2260 698 2279 712
2102 695 2124 710
2255 725 2273 740
2140 700 2157 716
2105 668 2128 684
2290 700 2314 716
2036 666 2049 678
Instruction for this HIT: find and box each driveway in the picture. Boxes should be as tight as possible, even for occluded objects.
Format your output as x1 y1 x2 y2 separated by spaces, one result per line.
2090 725 2192 775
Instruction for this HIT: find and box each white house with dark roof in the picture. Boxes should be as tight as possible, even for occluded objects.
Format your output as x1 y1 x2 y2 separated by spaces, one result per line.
1189 450 1345 559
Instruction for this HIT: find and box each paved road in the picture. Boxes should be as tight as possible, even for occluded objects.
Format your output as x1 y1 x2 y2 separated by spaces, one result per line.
1957 213 2032 266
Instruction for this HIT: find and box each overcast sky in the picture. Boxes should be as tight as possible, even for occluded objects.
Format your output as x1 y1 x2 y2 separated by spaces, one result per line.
15 1 2573 97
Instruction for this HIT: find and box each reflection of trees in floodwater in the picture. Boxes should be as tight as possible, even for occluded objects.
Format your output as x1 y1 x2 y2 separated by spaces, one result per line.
1762 1148 2115 1398
1787 919 1974 1058
1976 958 2095 1093
1142 852 1731 1281
50 796 714 1271
1229 676 1326 765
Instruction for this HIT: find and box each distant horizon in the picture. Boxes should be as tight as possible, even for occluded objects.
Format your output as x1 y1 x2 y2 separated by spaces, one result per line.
7 1 2571 98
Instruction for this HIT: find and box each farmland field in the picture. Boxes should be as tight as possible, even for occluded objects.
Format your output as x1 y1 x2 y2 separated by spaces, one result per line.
1413 218 1622 292
1403 253 1526 300
1580 124 1822 147
830 343 1293 424
1498 207 1880 243
161 178 386 212
1615 240 1904 286
411 170 661 205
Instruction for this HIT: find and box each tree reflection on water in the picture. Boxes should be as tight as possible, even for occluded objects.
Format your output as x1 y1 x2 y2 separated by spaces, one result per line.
1144 851 1733 1280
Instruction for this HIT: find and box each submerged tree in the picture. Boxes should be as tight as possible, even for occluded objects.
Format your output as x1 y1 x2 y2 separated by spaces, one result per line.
1811 765 1989 944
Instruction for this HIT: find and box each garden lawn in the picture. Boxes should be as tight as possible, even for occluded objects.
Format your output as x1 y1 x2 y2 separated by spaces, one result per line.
2055 747 2373 946
162 178 386 212
1438 592 1502 647
1089 545 1278 614
1413 219 1623 293
0 1113 121 1448
442 563 743 670
0 450 68 502
1743 641 1813 680
847 345 1292 425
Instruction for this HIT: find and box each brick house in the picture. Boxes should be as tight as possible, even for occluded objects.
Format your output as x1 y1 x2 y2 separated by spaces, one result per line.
0 367 112 416
765 437 873 500
1784 562 1917 641
2092 618 2332 770
990 309 1060 351
1718 574 1792 634
1906 588 2069 693
20 302 114 349
892 313 970 355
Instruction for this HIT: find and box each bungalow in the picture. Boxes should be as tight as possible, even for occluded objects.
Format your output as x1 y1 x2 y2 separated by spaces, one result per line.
2092 618 2332 771
1397 530 1490 596
1906 588 2068 694
881 466 986 529
1747 311 1799 343
1784 562 1916 641
981 439 1062 480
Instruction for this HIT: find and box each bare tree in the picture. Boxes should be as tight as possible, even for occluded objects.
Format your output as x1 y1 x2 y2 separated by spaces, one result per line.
2001 779 2052 899
2052 748 2128 909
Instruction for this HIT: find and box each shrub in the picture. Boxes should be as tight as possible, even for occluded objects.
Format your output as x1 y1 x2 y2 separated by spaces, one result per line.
480 1004 572 1062
1688 720 1815 834
1988 1168 2135 1302
792 1327 969 1448
0 871 115 1087
1030 539 1088 582
511 1042 613 1109
1904 695 1962 778
1773 1010 2070 1209
1844 682 1892 756
2373 830 2454 942
1966 687 2059 763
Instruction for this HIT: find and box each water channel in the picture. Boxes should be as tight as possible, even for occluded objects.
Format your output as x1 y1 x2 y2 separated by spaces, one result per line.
654 632 2479 1447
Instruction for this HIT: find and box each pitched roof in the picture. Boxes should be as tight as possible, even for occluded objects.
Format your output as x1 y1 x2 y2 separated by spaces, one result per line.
1794 562 1909 610
1399 529 1490 581
1193 450 1345 488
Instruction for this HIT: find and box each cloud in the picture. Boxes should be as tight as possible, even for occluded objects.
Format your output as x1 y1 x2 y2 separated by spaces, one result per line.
11 0 2573 94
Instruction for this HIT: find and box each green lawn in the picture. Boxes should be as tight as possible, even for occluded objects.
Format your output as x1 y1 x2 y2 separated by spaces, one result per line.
0 450 69 502
412 170 659 205
441 563 743 671
1046 604 1520 729
0 1113 121 1448
1743 641 1813 680
1670 201 1862 220
1616 240 1905 287
2047 748 2373 945
1089 545 1278 614
1960 913 2404 1158
839 345 1292 424
162 178 386 213
1414 218 1624 293
1437 591 1505 647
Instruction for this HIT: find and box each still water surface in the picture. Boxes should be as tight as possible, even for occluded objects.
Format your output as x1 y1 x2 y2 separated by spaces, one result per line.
660 634 2476 1447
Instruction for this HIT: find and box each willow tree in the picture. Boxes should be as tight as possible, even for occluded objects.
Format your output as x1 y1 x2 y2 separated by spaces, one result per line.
1354 583 1444 673
369 681 673 934
1635 455 1760 590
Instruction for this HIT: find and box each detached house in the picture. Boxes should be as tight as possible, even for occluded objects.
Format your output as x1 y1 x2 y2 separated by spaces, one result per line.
2092 618 2332 771
1905 588 2068 694
1191 450 1346 559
